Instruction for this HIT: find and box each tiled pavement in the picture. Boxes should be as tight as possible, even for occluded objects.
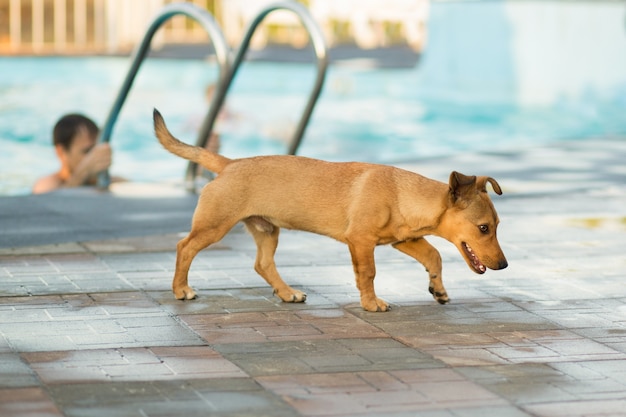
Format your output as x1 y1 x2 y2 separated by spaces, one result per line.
1 139 625 417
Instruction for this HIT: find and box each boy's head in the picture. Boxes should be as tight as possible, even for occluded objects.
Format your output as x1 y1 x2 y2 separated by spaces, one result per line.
53 114 99 173
53 114 99 150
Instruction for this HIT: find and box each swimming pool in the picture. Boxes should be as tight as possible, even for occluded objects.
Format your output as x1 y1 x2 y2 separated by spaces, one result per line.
1 55 624 195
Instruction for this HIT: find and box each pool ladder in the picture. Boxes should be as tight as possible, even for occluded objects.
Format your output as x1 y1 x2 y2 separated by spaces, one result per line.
97 1 328 192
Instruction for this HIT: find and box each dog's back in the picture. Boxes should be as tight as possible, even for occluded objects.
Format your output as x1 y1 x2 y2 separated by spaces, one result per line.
154 107 444 241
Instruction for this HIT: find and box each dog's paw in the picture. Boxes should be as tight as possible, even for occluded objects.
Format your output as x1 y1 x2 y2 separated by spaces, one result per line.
174 286 197 301
274 288 307 303
429 286 449 304
361 297 390 312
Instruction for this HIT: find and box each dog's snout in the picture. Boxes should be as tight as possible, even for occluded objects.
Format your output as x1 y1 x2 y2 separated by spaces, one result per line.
498 259 508 270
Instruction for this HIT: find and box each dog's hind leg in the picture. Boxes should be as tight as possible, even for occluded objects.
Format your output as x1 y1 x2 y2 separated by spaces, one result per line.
393 238 449 304
172 191 239 300
244 218 307 303
173 223 234 300
348 241 389 312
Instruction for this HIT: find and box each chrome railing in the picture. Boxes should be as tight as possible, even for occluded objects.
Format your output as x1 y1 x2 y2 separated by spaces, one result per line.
97 1 328 192
97 2 230 188
184 1 329 190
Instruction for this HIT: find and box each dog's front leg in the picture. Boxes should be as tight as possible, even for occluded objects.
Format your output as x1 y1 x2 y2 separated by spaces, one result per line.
393 238 449 304
348 242 389 312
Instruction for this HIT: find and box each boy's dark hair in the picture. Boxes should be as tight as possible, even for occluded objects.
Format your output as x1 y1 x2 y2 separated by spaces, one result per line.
53 114 99 150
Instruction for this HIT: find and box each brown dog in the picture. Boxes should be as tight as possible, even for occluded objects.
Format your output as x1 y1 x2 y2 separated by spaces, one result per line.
153 109 508 312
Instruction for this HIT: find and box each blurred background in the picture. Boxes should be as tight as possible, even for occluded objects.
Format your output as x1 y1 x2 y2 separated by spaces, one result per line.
1 0 625 194
0 0 427 54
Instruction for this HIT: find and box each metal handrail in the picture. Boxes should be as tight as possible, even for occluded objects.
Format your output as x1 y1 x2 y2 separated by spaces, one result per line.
96 3 231 188
184 1 329 190
97 1 328 192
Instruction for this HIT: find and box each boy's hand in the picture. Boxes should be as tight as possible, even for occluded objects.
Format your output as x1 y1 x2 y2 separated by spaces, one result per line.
82 143 112 176
70 143 113 186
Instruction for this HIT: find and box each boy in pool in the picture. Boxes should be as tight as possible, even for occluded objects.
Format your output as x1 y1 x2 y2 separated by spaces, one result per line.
32 114 117 194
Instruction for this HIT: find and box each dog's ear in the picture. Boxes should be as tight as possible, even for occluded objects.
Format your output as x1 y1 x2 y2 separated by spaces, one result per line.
477 176 503 195
449 171 477 202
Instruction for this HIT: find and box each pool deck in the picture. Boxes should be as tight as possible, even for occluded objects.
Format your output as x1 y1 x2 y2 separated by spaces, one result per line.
1 139 626 417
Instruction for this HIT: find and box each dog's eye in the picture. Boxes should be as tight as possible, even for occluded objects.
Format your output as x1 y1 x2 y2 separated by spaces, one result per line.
478 225 489 234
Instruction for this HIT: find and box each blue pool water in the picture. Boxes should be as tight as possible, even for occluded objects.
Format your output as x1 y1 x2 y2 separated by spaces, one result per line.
1 55 624 195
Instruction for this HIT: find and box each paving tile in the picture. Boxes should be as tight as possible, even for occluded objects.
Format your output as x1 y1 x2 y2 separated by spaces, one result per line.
99 252 177 273
0 387 63 417
121 269 234 292
398 332 503 349
47 379 298 417
215 338 441 376
0 352 40 388
0 256 59 275
555 359 626 382
23 346 247 383
537 338 625 359
422 347 511 366
0 274 80 296
460 358 626 407
488 329 581 345
554 377 626 401
155 287 338 315
0 243 87 256
440 406 533 417
483 379 578 404
421 329 626 366
350 303 557 337
456 363 568 384
0 333 12 353
81 233 188 253
180 309 387 344
523 399 626 417
0 293 204 352
258 369 507 416
0 254 135 296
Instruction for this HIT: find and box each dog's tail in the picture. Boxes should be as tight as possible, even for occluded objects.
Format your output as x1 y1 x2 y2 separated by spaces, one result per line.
153 108 230 174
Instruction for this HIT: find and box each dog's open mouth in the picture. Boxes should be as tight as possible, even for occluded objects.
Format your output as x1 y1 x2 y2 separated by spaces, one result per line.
462 242 486 274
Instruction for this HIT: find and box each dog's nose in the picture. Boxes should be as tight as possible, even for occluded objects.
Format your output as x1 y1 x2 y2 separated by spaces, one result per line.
498 259 508 270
